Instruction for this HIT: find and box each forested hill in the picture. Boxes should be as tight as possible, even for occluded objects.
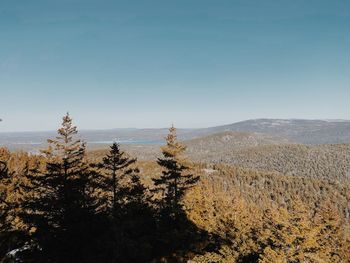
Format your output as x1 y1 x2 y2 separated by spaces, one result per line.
91 130 350 182
1 114 350 262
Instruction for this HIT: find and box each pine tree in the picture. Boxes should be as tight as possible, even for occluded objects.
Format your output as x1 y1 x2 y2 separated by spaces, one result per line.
21 113 96 262
153 125 199 222
97 142 138 217
97 142 151 263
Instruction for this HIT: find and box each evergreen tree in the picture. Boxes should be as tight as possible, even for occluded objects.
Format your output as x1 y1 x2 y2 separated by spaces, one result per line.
97 142 139 216
153 125 199 222
97 142 152 262
21 113 96 262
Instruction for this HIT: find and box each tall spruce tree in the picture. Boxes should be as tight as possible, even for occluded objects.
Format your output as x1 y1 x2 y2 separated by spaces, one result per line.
98 142 139 216
21 113 96 262
153 125 199 222
97 142 151 262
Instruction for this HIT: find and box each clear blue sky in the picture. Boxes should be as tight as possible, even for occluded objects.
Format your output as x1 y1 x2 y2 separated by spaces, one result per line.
1 0 350 131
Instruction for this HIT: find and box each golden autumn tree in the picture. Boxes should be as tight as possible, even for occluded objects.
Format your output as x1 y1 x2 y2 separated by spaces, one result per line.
187 176 263 262
0 157 12 255
313 202 350 262
0 149 37 257
259 200 321 262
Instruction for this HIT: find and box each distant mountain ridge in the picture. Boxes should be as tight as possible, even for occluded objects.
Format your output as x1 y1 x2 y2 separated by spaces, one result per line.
208 119 350 144
1 118 350 149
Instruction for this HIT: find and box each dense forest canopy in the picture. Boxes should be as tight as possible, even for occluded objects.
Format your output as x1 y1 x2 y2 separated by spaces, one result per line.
0 114 349 262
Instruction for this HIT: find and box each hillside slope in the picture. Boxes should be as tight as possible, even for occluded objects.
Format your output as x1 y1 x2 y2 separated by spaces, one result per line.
185 131 292 152
90 131 350 181
101 131 292 161
187 142 350 181
209 119 350 144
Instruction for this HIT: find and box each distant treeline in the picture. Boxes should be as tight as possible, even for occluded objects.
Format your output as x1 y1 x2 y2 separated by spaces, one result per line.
0 114 349 262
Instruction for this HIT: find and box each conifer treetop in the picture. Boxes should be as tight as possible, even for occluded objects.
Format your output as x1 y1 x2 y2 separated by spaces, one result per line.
161 125 186 160
102 142 136 171
43 113 85 158
153 124 199 221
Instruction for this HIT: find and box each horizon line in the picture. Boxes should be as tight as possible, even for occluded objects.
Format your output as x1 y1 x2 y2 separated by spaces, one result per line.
1 118 350 133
